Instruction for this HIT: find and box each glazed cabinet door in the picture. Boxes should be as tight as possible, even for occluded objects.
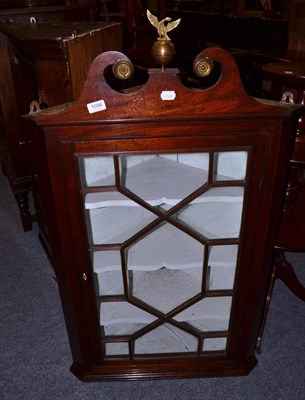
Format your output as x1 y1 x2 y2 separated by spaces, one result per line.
48 129 271 380
80 150 246 357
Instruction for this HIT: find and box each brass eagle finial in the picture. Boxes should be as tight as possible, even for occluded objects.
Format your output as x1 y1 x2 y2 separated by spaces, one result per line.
147 10 181 41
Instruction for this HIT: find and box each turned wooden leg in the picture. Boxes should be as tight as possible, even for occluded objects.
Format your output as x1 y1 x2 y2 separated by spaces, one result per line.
256 252 305 353
276 255 305 302
15 191 33 232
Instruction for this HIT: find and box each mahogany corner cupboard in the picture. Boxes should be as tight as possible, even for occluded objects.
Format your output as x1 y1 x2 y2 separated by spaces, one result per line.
23 48 302 381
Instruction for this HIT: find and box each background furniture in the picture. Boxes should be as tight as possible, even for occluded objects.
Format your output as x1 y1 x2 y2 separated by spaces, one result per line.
0 21 122 231
256 62 305 351
0 1 97 22
23 47 301 380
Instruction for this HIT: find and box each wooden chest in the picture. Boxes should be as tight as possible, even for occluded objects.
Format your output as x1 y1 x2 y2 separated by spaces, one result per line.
0 1 97 23
0 21 122 230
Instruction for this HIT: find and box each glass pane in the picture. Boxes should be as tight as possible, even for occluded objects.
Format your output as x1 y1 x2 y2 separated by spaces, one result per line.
93 250 121 271
105 342 129 356
130 268 202 314
134 323 198 354
85 199 157 244
96 271 124 296
207 245 238 291
174 297 232 332
93 251 124 296
79 156 115 187
202 337 227 352
174 187 244 239
120 153 209 210
100 302 157 336
127 223 204 313
213 151 248 181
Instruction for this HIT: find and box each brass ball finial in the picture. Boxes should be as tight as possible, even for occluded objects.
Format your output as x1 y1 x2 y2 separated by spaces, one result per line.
147 10 181 69
151 39 176 68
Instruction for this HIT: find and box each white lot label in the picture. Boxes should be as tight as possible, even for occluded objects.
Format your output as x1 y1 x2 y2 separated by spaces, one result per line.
161 91 176 100
87 100 107 114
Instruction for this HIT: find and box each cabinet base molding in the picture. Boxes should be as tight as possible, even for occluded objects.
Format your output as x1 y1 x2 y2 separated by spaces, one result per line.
70 357 258 381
